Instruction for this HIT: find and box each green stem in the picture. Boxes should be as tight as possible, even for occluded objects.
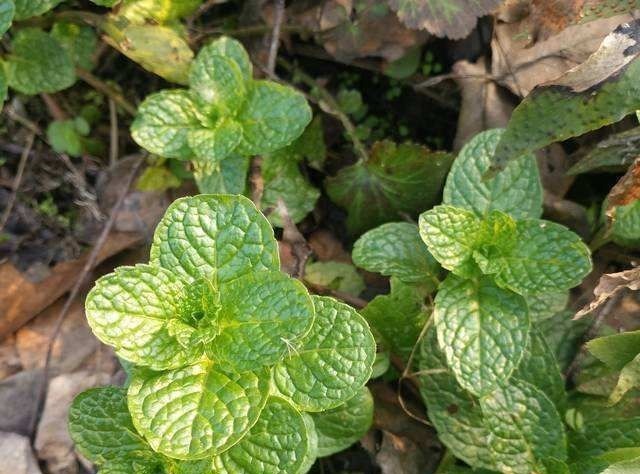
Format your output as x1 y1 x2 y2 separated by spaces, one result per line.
434 449 456 474
277 58 370 163
589 226 612 252
76 69 137 116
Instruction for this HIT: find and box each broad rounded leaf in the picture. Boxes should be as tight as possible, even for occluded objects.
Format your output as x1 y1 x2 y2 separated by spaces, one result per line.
304 261 365 297
212 271 315 371
419 205 482 277
236 81 312 155
131 89 201 160
194 155 249 195
480 379 567 473
526 291 568 322
434 274 529 396
492 219 592 294
611 200 640 247
190 52 246 114
569 417 640 458
353 221 440 286
443 129 542 219
199 36 252 82
69 387 156 467
326 141 453 236
187 118 242 163
150 194 279 284
51 22 98 70
312 386 374 457
128 362 270 460
273 296 375 411
6 28 75 94
211 397 316 474
13 0 62 20
418 327 497 471
85 264 198 370
0 0 14 36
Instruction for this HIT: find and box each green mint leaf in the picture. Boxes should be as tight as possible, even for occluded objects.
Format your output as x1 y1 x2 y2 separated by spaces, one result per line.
418 205 482 277
0 0 14 36
514 330 567 412
304 261 365 297
6 28 76 94
47 119 88 157
13 0 62 19
361 277 429 361
190 51 246 115
69 387 158 469
418 327 496 471
443 129 542 219
193 154 249 195
103 20 193 84
326 141 454 236
119 0 202 24
211 271 315 371
261 150 320 227
491 21 640 172
128 362 271 460
539 310 591 371
273 296 375 411
198 36 252 83
150 194 279 284
611 200 640 247
388 0 502 40
312 386 374 457
480 379 567 472
211 397 317 474
609 353 640 404
352 222 440 287
569 417 640 458
51 22 97 70
490 219 592 294
526 291 569 322
85 264 199 370
187 118 243 163
131 89 201 160
587 330 640 370
236 81 312 155
291 115 326 170
434 274 530 396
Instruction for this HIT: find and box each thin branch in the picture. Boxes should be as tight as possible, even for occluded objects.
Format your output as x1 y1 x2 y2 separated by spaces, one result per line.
76 69 137 116
29 156 144 439
266 0 286 75
0 132 35 233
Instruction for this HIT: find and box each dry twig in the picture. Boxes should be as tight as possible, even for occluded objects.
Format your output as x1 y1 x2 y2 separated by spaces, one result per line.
0 132 35 233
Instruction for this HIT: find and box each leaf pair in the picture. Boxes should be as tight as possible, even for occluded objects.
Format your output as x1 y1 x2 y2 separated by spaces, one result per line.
77 194 376 472
131 36 312 165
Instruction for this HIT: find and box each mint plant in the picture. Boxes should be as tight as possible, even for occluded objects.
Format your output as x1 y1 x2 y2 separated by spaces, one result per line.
69 194 376 474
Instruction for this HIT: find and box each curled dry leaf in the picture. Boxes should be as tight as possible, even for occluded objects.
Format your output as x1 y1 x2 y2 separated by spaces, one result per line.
575 266 640 318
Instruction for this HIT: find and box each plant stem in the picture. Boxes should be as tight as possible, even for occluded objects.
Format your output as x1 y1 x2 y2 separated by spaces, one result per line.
76 69 137 116
434 449 456 474
277 58 370 163
589 226 612 252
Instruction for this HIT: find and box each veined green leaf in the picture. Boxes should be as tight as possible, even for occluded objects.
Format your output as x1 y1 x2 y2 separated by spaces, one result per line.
200 36 252 82
611 200 640 247
353 222 440 287
610 353 640 404
273 296 375 411
190 51 246 115
526 291 569 322
443 129 542 219
6 28 75 94
0 0 14 36
312 386 374 457
304 261 365 297
491 20 640 173
119 0 201 24
418 327 497 471
51 22 97 70
13 0 62 19
236 81 312 156
211 397 317 474
480 379 567 473
211 271 315 371
491 219 592 295
587 330 640 370
85 264 199 370
418 205 482 277
187 118 242 163
361 277 429 361
128 362 270 460
69 387 158 469
193 154 249 195
434 274 529 396
131 89 201 160
150 194 279 284
569 417 640 458
326 141 453 236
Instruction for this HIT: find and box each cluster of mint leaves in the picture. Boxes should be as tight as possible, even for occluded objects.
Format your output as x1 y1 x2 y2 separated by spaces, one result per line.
69 194 376 474
353 129 601 473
